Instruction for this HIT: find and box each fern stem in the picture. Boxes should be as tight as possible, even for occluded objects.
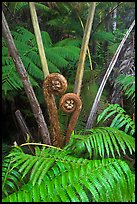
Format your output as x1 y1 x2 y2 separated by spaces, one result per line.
74 2 96 95
77 12 93 70
29 2 49 78
20 142 63 150
2 11 51 145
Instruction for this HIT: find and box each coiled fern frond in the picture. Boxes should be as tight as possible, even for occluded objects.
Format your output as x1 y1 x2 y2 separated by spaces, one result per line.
2 145 135 202
97 104 135 136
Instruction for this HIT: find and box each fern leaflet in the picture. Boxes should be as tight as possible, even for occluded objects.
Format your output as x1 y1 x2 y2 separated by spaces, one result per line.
97 104 135 135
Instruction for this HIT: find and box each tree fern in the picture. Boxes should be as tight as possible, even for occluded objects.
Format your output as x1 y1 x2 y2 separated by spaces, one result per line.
2 26 80 96
97 104 135 136
2 145 135 202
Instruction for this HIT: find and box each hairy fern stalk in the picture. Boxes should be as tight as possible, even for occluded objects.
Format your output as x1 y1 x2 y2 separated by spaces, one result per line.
2 127 135 202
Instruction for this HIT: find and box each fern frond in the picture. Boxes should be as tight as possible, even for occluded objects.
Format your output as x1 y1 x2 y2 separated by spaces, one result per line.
47 16 66 28
54 38 81 47
51 46 80 61
11 2 28 13
12 27 34 44
9 2 50 14
115 74 135 103
2 47 9 57
47 61 61 73
97 104 135 136
93 31 115 42
21 56 44 80
65 127 135 159
2 65 23 94
46 48 69 68
2 156 24 198
3 26 81 96
41 31 52 48
2 56 13 66
2 148 135 202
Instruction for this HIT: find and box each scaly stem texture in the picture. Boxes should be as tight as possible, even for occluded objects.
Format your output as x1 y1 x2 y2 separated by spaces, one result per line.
60 93 82 145
2 11 51 145
43 73 67 147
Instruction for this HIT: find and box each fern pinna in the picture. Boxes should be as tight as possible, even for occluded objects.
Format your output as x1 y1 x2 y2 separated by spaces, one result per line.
115 74 135 105
2 26 80 95
97 104 135 136
2 127 135 202
65 127 135 159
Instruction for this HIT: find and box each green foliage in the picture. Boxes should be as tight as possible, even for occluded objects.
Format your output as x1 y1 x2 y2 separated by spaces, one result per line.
2 152 25 198
2 26 80 97
74 70 108 130
46 2 85 37
93 31 115 42
2 144 135 202
65 127 135 159
2 3 135 202
4 2 50 14
115 74 135 104
97 104 135 136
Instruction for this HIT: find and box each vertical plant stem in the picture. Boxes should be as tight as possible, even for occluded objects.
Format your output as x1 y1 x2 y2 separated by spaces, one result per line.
15 110 33 142
29 2 49 78
2 11 51 145
74 2 96 95
77 13 93 70
86 20 135 129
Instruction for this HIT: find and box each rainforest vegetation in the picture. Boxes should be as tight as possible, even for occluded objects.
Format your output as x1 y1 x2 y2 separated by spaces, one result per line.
2 2 135 202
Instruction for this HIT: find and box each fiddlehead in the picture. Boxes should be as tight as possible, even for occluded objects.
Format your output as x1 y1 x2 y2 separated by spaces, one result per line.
43 73 67 147
59 93 82 144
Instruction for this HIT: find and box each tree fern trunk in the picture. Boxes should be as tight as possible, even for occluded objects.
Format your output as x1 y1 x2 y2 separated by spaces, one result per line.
74 2 96 95
86 20 135 129
2 11 51 145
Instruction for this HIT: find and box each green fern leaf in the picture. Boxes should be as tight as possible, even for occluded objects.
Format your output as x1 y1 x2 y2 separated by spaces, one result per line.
41 31 52 48
97 104 135 136
2 154 135 202
115 74 135 103
54 38 81 47
46 49 69 68
66 127 135 159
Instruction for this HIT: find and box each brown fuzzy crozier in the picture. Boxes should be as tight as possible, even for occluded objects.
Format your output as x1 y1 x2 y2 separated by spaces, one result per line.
59 93 82 144
43 73 67 147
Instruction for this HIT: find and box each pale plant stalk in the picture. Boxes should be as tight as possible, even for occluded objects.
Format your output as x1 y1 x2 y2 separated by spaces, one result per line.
2 11 51 145
74 2 96 95
77 13 93 70
29 2 49 78
86 20 135 129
